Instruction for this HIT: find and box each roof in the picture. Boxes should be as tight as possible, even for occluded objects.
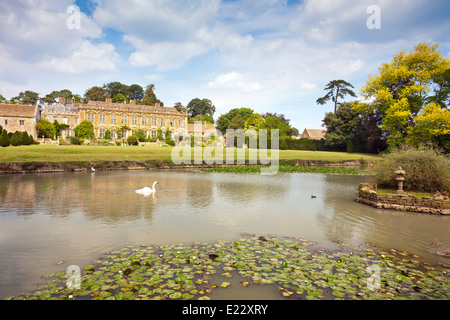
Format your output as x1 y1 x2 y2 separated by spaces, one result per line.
300 128 326 140
0 104 38 118
80 100 182 116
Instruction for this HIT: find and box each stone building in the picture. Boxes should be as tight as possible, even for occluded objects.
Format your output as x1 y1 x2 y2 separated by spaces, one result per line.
40 97 79 138
0 103 40 138
77 98 188 139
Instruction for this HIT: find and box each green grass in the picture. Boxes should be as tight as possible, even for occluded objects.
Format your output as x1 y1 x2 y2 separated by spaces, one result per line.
200 165 367 175
0 145 380 163
376 188 433 198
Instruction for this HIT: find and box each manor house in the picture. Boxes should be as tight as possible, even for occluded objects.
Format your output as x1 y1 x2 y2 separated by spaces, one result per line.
41 97 188 139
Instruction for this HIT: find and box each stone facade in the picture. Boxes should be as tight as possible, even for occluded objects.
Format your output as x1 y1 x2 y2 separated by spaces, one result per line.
356 183 450 215
0 104 40 138
78 98 188 139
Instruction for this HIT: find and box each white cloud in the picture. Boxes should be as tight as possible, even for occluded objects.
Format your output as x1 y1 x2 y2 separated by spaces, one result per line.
207 71 262 92
299 83 317 90
43 41 119 74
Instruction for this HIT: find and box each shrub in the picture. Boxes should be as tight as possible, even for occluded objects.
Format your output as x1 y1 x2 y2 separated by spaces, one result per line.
11 131 22 146
0 129 10 147
127 135 138 145
370 144 450 192
70 136 84 145
104 130 112 140
21 131 31 145
74 120 94 139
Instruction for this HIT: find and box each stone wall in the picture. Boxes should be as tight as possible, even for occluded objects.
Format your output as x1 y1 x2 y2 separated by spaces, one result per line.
356 183 450 215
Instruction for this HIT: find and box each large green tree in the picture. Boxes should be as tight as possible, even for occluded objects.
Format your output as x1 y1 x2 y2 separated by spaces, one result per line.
316 80 357 114
141 84 163 106
322 102 386 153
84 86 107 102
10 90 40 105
74 120 94 139
215 107 253 132
36 119 56 139
187 98 216 118
356 42 450 147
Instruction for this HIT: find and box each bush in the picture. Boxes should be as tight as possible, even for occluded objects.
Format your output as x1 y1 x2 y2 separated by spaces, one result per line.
104 130 112 140
0 129 10 147
11 131 22 146
127 135 138 145
370 144 450 192
70 136 84 145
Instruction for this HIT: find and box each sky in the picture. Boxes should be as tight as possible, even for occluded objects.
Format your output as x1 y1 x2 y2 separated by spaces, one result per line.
0 0 449 132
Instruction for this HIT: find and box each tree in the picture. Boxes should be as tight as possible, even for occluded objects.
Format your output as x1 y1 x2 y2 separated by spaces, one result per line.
258 116 290 138
134 129 146 142
165 130 174 146
36 119 56 138
113 93 127 103
74 120 94 139
141 84 162 106
10 131 22 146
173 102 187 113
316 80 357 114
103 81 130 100
53 120 70 138
187 98 216 118
104 130 112 140
0 94 7 103
0 129 10 147
357 42 450 146
188 114 214 124
323 102 386 153
43 89 73 104
129 84 144 103
10 90 40 105
21 131 31 145
215 107 253 132
84 86 107 102
244 113 265 131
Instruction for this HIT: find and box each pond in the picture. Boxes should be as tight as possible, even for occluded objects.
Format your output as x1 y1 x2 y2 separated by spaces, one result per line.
0 170 448 299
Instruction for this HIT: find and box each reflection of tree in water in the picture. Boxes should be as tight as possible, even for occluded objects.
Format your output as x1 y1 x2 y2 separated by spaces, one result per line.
212 174 289 205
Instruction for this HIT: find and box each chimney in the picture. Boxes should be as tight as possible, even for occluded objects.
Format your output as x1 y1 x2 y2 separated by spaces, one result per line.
155 102 160 107
106 98 112 103
130 100 136 105
59 97 65 105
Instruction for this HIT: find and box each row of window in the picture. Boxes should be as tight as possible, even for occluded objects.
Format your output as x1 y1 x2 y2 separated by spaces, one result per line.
87 114 184 127
98 129 166 139
4 120 26 126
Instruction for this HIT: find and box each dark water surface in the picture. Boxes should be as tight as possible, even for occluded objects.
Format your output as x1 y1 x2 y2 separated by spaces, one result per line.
0 170 448 299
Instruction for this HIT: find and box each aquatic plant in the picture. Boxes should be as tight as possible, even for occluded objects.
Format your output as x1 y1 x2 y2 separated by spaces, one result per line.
5 234 449 300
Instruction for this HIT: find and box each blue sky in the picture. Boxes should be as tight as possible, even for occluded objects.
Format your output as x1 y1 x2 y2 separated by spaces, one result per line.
1 0 449 132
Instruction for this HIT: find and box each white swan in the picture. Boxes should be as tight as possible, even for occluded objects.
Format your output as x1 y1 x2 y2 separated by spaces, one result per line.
136 181 158 196
91 167 96 172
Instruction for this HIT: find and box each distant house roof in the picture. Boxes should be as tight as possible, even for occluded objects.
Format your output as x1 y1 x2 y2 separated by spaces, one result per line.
300 128 326 140
0 104 38 118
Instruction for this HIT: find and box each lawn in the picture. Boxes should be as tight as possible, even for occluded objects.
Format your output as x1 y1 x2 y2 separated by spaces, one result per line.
0 145 380 163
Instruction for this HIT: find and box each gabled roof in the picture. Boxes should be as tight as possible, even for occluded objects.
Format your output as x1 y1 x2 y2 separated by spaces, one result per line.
301 128 326 140
0 104 38 118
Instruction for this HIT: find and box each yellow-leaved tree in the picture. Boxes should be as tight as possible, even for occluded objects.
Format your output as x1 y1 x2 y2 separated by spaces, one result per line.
355 42 450 149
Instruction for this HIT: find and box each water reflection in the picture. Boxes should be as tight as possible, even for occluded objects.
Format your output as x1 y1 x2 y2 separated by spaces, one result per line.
0 170 449 299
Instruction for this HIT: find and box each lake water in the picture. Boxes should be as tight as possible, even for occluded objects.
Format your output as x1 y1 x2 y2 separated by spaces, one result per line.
0 170 449 299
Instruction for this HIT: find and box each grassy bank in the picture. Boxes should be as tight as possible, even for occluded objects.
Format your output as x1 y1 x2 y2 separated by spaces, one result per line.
0 145 380 163
200 165 367 175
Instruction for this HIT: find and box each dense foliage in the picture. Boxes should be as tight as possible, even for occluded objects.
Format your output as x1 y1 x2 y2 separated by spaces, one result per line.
370 144 450 192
